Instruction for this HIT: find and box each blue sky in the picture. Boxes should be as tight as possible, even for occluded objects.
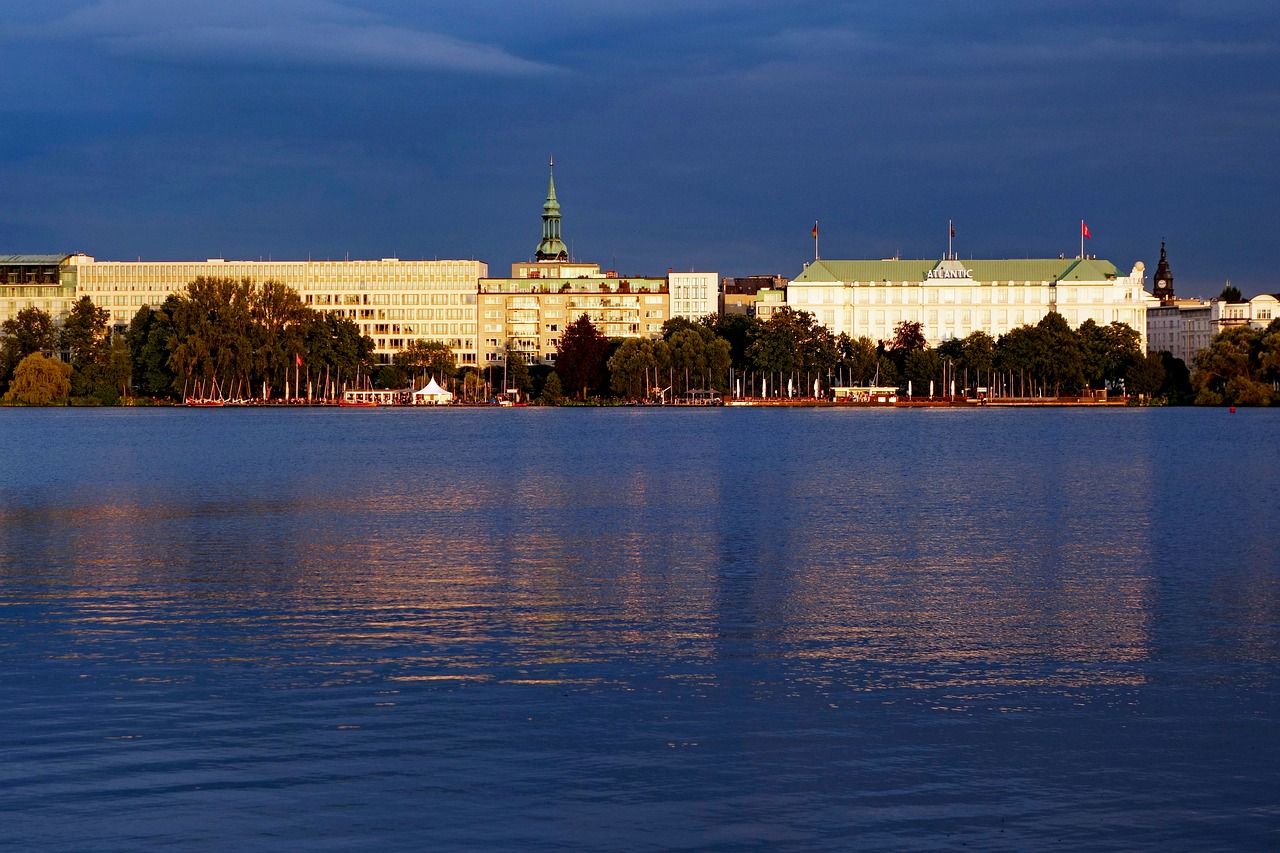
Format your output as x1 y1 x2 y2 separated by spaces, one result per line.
2 1 1277 296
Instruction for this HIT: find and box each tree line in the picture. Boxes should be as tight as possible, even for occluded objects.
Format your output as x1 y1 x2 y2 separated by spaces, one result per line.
3 276 1277 405
547 309 1212 404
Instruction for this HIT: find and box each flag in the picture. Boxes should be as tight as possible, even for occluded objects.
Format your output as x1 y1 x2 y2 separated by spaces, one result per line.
295 353 303 368
1082 221 1091 239
812 221 819 239
950 222 955 239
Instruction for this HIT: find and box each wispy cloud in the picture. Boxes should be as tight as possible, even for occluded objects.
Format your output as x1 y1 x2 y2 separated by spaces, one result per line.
19 0 558 76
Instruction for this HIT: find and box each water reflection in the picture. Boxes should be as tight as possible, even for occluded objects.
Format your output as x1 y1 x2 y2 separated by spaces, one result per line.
0 409 1173 701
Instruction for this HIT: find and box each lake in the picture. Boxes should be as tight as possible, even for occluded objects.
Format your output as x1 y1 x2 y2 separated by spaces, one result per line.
1 407 1276 850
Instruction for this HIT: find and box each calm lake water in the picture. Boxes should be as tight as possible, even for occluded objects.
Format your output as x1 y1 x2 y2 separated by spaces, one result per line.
1 407 1276 851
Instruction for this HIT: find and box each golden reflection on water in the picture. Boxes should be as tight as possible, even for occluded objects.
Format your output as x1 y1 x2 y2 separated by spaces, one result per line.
2 422 1170 699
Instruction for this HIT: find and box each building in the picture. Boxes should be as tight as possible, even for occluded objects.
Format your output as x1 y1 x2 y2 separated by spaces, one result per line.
1149 294 1279 365
722 275 787 316
668 271 719 320
788 255 1150 346
1147 300 1214 365
1144 244 1278 365
70 255 487 366
0 255 81 327
477 162 668 366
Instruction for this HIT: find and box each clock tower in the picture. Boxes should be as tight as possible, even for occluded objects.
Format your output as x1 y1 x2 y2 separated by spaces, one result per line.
1152 241 1175 304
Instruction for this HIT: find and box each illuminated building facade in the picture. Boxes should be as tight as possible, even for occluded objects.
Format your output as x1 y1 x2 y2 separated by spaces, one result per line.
70 255 486 365
788 256 1151 346
0 254 80 327
478 163 668 365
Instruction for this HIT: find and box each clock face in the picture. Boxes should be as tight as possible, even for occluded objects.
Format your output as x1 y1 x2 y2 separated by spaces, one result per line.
1156 279 1168 289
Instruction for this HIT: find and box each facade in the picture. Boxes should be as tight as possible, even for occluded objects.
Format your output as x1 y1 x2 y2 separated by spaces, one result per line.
478 163 669 365
70 256 486 365
668 271 719 320
755 288 788 320
722 275 787 316
1147 300 1214 365
478 274 668 365
0 255 80 327
1148 294 1279 364
788 256 1150 346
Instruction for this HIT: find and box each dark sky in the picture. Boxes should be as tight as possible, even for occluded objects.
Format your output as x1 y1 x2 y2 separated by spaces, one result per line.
2 1 1277 297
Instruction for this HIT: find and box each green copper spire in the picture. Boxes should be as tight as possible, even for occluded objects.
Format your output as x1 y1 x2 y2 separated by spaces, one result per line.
536 155 568 262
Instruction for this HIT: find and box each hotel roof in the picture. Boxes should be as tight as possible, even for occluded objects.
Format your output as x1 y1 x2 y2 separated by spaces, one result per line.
794 257 1121 284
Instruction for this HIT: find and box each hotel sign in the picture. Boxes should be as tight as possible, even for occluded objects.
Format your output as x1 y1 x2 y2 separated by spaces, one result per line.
927 260 974 281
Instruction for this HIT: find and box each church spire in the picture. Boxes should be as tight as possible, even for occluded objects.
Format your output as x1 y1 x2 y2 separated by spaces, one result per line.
536 155 569 262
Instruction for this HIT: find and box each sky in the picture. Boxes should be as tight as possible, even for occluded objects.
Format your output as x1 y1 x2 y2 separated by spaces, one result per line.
1 1 1277 297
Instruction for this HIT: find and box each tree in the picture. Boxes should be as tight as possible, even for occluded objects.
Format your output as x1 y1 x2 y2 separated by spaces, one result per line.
1192 325 1270 405
555 315 609 400
1033 312 1084 395
1079 320 1142 390
608 337 669 399
540 370 564 404
836 334 879 384
394 339 456 385
703 313 758 370
60 296 111 370
127 299 179 397
887 320 926 356
1219 283 1244 303
504 346 533 400
1 307 58 392
3 352 71 405
1126 352 1166 398
902 349 941 395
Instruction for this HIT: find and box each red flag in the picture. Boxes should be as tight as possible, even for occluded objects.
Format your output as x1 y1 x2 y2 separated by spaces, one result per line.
950 223 955 239
295 353 303 368
1082 221 1091 239
812 221 818 239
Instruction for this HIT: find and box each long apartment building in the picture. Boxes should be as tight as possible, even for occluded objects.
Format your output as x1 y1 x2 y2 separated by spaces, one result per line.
69 255 487 366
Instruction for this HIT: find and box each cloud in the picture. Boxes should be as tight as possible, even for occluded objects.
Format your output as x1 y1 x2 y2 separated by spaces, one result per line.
19 0 559 76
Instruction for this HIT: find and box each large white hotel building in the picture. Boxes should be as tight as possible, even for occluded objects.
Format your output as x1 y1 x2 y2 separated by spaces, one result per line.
788 256 1152 346
69 255 487 366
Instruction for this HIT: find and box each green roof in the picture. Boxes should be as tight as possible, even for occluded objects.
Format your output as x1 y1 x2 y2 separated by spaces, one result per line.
794 258 1121 284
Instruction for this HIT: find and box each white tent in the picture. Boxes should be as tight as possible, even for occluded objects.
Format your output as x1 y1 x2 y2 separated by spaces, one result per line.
412 378 454 405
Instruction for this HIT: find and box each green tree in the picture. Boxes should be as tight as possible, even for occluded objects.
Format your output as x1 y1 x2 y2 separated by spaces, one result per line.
902 349 941 395
836 334 880 384
703 313 758 370
127 299 179 397
3 352 71 405
394 339 456 386
1193 325 1270 405
608 337 669 399
502 346 533 400
540 370 564 404
1219 283 1244 303
1 307 58 392
60 296 111 370
555 315 610 400
1079 320 1142 390
1126 352 1166 398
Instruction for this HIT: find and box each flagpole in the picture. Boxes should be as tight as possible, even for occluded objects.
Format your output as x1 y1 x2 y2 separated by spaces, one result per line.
948 220 953 260
1080 220 1084 260
813 221 819 261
